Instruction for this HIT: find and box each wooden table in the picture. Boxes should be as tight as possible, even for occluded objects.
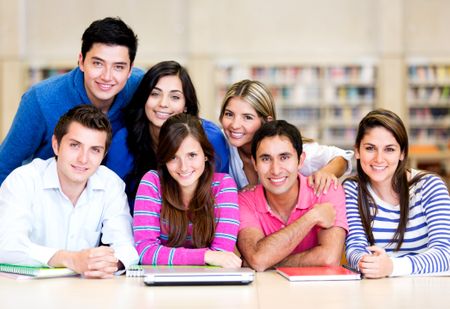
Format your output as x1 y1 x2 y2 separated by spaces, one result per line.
0 271 449 308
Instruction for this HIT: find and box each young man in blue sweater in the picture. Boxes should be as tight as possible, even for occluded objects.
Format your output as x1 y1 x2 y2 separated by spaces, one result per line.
0 17 144 184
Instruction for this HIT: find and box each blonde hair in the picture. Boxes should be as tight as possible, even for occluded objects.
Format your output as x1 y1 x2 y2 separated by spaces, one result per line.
219 79 276 121
219 79 314 143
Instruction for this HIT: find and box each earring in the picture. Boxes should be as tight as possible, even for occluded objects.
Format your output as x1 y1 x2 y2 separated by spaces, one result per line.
204 156 208 161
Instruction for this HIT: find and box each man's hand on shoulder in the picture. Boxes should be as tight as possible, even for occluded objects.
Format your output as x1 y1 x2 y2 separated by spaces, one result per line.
48 246 119 279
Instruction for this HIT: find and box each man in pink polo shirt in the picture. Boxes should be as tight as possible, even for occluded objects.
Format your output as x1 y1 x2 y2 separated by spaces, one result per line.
238 120 348 272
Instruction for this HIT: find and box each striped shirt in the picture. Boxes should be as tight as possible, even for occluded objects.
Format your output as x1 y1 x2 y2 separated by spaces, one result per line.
344 170 450 276
133 171 239 265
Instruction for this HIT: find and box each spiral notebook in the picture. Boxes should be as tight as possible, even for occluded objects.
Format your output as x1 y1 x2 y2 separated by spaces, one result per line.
126 265 145 277
0 263 77 279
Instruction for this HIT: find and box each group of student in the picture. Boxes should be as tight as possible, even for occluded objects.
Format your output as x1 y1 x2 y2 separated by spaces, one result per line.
0 17 449 280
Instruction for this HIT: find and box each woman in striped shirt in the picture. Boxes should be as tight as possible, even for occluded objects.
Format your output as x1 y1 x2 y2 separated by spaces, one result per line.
133 113 241 267
344 109 450 278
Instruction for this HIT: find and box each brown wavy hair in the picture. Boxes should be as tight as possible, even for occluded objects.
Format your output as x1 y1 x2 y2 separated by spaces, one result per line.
157 113 216 247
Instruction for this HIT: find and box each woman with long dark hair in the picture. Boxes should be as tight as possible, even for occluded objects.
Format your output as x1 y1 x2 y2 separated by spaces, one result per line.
133 113 240 267
344 109 450 278
106 61 228 207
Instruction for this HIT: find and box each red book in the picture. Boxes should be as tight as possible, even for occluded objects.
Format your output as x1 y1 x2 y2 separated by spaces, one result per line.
276 266 361 281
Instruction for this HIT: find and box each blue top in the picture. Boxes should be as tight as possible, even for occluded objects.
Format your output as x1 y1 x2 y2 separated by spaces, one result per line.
0 67 144 185
344 170 450 276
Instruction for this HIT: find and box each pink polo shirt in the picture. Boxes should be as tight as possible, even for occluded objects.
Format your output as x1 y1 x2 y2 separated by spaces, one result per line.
239 173 348 254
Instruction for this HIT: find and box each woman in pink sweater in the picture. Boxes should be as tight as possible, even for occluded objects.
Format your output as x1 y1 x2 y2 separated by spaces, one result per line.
133 113 241 267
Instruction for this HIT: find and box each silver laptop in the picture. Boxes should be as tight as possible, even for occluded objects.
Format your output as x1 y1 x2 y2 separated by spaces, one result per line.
143 267 255 286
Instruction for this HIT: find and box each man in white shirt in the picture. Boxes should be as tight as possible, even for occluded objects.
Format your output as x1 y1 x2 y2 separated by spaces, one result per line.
0 105 138 278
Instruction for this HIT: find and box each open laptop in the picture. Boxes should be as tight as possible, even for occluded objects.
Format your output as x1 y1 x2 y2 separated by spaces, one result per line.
143 267 255 286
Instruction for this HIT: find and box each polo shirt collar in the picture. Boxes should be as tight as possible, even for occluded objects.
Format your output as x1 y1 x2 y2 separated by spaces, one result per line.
255 172 311 213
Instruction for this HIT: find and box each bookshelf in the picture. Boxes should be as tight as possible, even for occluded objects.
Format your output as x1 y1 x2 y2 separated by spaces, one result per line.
407 64 450 148
407 63 450 181
215 63 377 148
28 66 73 88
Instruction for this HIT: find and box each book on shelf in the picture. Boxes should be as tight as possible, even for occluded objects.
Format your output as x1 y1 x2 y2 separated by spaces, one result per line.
276 266 361 282
0 263 77 279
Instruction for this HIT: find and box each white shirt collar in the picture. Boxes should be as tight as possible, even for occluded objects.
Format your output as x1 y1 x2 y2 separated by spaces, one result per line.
42 157 106 192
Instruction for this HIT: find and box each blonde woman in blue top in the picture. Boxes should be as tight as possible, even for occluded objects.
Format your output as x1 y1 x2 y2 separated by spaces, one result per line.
344 109 450 278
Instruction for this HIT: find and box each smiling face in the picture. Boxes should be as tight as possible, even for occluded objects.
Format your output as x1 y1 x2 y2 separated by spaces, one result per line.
253 135 304 198
221 97 264 149
52 121 107 190
78 43 132 110
165 134 206 197
145 75 186 137
355 126 405 189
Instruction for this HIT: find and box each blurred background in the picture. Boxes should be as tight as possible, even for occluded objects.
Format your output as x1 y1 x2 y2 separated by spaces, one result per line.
1 0 449 181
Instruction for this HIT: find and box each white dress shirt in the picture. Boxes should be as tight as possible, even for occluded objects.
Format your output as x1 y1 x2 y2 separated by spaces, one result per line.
0 158 138 270
229 141 354 190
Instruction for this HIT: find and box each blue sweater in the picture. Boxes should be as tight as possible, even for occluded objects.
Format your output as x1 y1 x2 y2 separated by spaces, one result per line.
0 67 144 184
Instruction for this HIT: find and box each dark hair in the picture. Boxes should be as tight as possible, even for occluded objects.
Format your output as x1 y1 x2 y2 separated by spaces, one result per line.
345 108 428 251
251 120 303 161
157 113 215 248
124 60 199 199
81 17 138 64
54 104 112 152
